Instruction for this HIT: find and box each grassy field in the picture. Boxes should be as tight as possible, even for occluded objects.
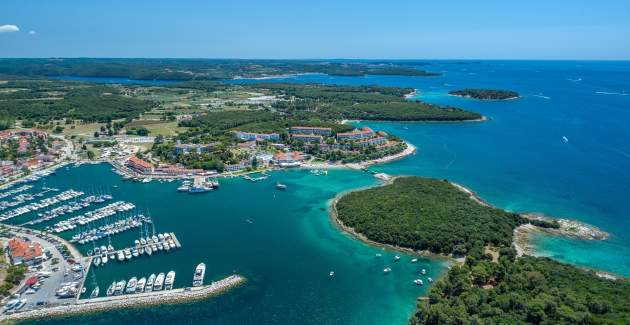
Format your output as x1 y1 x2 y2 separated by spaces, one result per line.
61 122 104 137
127 120 187 136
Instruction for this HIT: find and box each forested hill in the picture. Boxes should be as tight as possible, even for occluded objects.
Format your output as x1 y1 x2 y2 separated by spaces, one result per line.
413 254 630 324
334 176 526 256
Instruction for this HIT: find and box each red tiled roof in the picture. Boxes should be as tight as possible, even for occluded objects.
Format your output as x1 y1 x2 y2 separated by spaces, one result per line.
127 156 153 169
8 237 43 262
337 127 374 137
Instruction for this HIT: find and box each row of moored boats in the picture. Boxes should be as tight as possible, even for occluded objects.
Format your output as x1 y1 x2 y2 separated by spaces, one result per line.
0 189 83 221
90 233 178 267
91 263 206 298
105 271 176 296
49 201 135 232
70 214 151 244
27 194 113 225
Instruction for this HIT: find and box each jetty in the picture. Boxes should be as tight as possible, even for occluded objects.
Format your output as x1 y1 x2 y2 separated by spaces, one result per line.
0 275 245 322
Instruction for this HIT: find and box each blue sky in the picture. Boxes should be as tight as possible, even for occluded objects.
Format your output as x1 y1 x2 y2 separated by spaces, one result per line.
1 0 629 59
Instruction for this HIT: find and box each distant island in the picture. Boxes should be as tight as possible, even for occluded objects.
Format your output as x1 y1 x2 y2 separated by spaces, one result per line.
331 176 628 324
449 88 520 100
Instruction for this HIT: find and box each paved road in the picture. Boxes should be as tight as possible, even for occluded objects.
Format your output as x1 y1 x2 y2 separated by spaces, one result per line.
2 227 88 311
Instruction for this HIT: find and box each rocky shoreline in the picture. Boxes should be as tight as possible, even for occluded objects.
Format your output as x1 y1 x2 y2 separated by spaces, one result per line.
0 275 245 322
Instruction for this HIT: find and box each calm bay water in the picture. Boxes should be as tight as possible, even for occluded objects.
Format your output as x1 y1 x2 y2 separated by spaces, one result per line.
12 165 445 325
15 61 630 323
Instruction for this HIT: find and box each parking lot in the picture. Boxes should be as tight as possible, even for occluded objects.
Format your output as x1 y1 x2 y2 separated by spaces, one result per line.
2 227 89 313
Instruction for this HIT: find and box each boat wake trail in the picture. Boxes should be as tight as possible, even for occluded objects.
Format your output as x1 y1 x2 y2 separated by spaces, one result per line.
443 143 457 169
595 91 628 96
532 94 551 100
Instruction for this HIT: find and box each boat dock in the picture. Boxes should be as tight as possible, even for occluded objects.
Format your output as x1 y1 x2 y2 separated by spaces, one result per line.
90 232 181 267
170 232 181 248
76 257 93 302
0 275 245 322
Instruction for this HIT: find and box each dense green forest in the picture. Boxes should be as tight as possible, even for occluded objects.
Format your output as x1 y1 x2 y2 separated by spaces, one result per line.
326 102 482 121
257 83 482 121
171 82 481 151
0 58 438 80
412 253 630 324
334 176 627 324
0 80 154 123
449 88 520 100
335 177 526 255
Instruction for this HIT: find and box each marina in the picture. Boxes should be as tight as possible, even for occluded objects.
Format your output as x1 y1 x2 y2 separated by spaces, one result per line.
177 177 219 193
49 201 136 232
0 189 84 221
70 214 151 244
0 163 440 324
0 184 34 200
0 187 59 210
89 232 181 267
25 194 113 225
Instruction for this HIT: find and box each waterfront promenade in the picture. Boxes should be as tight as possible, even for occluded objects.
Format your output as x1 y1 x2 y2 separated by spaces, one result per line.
0 275 245 322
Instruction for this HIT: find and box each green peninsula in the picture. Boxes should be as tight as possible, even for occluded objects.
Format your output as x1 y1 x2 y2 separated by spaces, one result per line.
332 176 630 324
449 88 519 100
335 177 526 255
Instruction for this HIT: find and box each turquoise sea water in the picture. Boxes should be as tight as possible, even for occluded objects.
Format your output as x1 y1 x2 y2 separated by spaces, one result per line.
233 61 630 276
11 165 447 325
20 61 630 323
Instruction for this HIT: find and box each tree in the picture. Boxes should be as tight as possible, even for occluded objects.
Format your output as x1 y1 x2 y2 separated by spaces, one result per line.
86 150 95 160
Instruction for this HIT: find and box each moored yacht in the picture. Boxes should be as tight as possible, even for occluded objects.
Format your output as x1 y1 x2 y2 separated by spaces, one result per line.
125 277 138 294
114 280 126 295
153 272 165 291
106 281 115 296
165 271 176 290
146 274 156 292
136 277 146 293
193 263 206 287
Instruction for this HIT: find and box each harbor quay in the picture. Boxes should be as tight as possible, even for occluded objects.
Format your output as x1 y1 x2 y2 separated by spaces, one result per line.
0 275 245 322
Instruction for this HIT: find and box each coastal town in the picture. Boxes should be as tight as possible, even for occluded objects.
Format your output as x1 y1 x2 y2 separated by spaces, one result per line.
0 79 419 320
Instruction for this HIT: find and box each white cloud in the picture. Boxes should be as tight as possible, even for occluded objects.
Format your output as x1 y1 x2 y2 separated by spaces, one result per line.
29 30 36 35
0 24 20 33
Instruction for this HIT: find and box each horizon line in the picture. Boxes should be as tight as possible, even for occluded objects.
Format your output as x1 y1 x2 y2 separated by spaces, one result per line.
0 57 629 62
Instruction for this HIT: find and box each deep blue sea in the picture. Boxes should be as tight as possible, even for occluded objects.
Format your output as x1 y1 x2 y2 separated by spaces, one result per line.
21 61 630 324
235 61 630 276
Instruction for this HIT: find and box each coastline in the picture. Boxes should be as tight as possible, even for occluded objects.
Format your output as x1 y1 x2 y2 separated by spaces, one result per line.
328 179 454 263
0 275 245 322
294 140 417 171
328 176 612 273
